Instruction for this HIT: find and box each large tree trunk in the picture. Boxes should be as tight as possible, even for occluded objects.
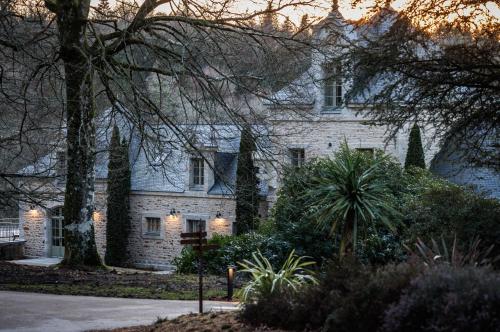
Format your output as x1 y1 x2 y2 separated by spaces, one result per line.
53 0 101 267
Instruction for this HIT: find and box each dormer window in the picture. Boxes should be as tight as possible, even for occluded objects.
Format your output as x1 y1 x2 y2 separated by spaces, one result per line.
323 62 342 110
190 157 204 190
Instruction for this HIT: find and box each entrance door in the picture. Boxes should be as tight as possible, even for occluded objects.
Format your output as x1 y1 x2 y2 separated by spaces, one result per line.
50 207 64 257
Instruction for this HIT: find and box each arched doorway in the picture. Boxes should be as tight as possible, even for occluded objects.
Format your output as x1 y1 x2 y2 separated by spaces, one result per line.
49 206 64 257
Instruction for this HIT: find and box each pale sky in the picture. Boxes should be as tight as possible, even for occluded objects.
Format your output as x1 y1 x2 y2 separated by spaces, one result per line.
92 0 499 24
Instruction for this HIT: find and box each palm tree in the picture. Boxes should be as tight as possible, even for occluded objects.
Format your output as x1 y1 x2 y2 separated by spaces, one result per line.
307 142 399 257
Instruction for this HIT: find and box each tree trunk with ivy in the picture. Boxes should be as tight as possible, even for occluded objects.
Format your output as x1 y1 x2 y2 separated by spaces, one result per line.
47 0 101 267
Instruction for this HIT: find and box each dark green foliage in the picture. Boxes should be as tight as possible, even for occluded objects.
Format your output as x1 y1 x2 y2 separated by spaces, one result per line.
240 259 422 332
383 266 500 332
272 160 336 265
402 169 500 263
104 126 131 267
404 124 426 169
235 125 259 234
321 263 422 332
173 233 290 275
240 290 296 328
272 152 405 265
307 143 400 255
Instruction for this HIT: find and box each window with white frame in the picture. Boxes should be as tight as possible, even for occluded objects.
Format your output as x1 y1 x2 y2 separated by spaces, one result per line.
323 62 343 109
145 217 161 236
289 148 305 167
190 157 204 189
186 219 206 233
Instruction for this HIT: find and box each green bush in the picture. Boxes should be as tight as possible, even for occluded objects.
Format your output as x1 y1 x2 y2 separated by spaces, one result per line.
401 168 500 261
238 250 317 302
383 266 500 332
173 233 290 275
240 258 421 331
273 152 405 266
321 262 422 332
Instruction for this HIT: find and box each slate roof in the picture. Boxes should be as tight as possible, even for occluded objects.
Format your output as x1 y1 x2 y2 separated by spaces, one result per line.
20 109 270 197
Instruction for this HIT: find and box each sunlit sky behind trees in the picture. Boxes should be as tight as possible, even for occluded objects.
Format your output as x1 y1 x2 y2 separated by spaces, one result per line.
92 0 499 24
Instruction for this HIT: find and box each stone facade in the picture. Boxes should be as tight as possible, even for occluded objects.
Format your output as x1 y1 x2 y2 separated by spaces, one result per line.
126 193 235 269
20 181 109 260
19 181 235 269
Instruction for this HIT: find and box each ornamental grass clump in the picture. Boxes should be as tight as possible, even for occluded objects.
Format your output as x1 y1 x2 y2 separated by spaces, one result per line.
238 249 317 303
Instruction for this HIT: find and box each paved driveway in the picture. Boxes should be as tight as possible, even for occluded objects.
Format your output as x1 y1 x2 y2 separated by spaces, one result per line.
0 291 238 332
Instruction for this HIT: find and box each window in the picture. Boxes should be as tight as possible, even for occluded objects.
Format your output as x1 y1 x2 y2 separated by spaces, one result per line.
356 148 375 157
323 62 342 109
190 157 204 188
145 217 161 235
187 219 206 233
289 148 305 167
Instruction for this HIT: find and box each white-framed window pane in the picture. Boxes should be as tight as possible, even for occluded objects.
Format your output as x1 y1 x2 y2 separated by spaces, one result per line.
146 217 161 235
324 63 342 108
191 158 204 186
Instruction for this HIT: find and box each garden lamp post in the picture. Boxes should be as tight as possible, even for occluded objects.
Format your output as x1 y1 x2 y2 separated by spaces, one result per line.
227 265 236 300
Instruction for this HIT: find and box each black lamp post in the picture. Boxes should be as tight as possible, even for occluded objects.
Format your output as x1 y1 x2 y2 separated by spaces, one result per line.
227 265 236 300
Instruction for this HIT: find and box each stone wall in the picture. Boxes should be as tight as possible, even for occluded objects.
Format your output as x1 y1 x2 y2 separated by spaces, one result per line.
126 192 235 269
20 181 108 259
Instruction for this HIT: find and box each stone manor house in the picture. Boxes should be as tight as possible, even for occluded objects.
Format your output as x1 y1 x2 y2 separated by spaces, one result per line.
17 6 500 269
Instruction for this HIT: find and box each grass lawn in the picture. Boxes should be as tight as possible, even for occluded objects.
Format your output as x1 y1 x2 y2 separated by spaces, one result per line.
0 262 238 301
92 311 287 332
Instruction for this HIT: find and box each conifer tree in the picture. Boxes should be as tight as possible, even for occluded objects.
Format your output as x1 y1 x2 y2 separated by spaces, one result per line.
95 0 111 19
405 123 426 170
298 14 310 37
261 1 279 33
105 126 131 267
281 16 295 36
235 125 259 235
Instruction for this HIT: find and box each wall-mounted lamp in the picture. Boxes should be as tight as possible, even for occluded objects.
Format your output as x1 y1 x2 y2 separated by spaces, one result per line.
215 211 222 219
169 208 179 217
29 204 36 210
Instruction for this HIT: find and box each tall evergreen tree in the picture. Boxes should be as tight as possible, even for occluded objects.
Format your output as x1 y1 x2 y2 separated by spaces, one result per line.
95 0 111 19
405 123 426 170
298 14 310 38
235 125 259 235
105 126 131 267
260 1 279 33
281 16 295 36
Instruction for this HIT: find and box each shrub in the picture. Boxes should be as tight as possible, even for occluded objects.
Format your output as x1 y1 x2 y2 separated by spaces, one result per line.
173 233 290 275
402 169 500 262
306 143 400 256
407 236 499 268
273 150 405 266
383 266 500 332
404 123 426 170
321 262 422 332
238 250 317 302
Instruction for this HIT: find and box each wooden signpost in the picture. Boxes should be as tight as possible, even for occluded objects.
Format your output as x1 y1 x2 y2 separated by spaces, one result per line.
180 229 219 314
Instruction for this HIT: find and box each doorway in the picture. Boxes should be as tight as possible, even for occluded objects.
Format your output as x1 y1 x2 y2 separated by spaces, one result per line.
50 206 64 257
